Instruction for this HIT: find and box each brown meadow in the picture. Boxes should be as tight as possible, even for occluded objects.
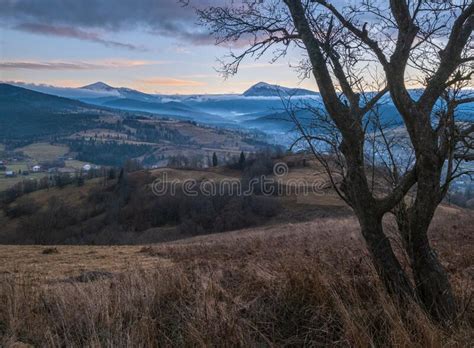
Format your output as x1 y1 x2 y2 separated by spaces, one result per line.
1 206 472 347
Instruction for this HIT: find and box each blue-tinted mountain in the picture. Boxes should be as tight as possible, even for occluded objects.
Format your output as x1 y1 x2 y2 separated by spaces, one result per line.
103 98 229 124
80 82 161 102
80 82 117 92
6 82 472 139
243 109 317 132
243 82 318 97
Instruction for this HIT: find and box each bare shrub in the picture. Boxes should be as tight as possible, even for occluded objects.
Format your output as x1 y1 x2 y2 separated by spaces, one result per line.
41 247 59 255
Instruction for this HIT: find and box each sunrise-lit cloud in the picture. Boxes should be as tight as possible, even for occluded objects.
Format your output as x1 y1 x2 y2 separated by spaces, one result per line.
15 23 146 51
0 60 167 71
0 62 98 70
0 0 217 46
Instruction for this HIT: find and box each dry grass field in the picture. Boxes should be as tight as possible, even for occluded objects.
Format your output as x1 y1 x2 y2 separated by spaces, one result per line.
17 143 69 162
0 161 47 192
67 118 266 157
0 204 472 346
0 245 169 284
64 159 90 169
0 159 471 346
0 143 70 191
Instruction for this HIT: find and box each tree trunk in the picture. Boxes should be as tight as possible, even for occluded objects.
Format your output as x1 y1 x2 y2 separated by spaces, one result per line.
340 148 414 300
397 154 456 321
411 226 456 321
396 204 456 321
283 0 416 303
359 213 414 299
410 174 456 320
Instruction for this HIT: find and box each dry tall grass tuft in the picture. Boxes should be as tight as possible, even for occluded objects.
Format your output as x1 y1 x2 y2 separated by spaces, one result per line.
0 251 472 347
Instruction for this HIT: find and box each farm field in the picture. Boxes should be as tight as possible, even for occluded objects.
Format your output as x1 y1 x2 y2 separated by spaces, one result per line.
0 173 46 191
17 142 69 162
3 162 29 172
0 144 92 191
0 160 47 191
65 159 89 169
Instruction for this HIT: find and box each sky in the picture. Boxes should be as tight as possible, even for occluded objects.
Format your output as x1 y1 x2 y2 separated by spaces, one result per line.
0 0 315 94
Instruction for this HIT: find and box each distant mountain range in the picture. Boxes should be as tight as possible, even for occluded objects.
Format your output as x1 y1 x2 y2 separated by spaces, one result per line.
1 81 473 140
4 81 322 129
81 81 318 98
9 81 319 100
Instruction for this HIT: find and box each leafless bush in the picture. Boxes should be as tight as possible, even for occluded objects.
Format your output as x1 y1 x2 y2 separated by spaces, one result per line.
41 247 59 255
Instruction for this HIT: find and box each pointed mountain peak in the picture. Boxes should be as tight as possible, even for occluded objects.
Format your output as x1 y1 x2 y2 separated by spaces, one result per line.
252 81 273 88
80 82 115 91
243 82 317 97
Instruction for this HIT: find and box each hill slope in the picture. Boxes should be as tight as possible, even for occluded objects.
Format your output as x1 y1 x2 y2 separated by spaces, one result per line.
0 84 108 139
0 189 472 346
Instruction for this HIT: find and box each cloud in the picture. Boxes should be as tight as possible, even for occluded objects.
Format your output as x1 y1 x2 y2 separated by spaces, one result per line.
0 0 219 46
15 23 146 51
0 62 94 70
141 77 206 87
0 60 163 70
148 28 217 46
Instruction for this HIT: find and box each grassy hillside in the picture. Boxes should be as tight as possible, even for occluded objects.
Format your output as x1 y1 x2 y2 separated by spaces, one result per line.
0 205 472 346
0 84 108 139
0 156 472 345
0 157 345 244
17 142 69 162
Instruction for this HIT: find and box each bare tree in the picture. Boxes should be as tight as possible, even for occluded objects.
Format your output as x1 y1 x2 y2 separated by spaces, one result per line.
197 0 473 321
306 0 473 321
